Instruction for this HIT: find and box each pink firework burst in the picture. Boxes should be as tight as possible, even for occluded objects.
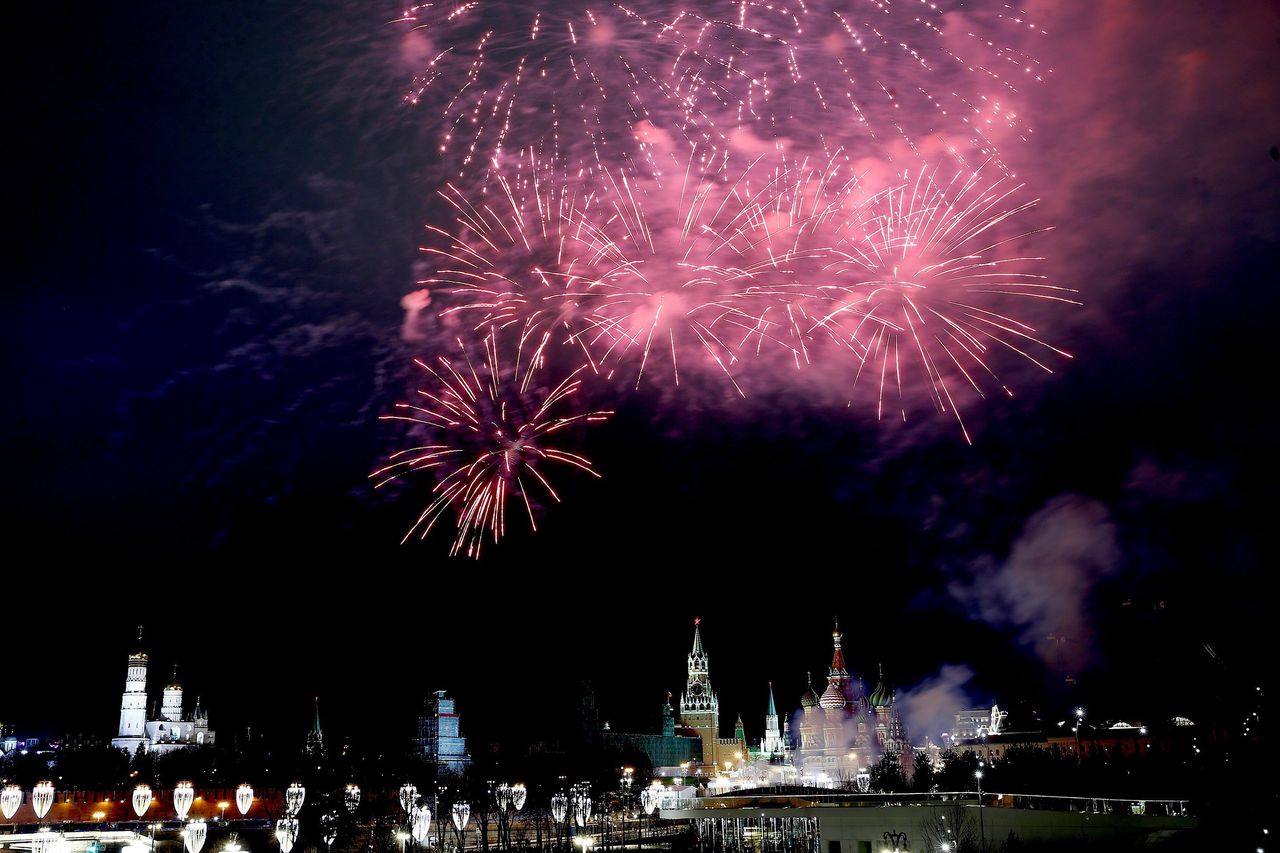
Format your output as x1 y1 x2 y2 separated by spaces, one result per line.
372 327 612 557
395 1 1049 182
815 165 1077 441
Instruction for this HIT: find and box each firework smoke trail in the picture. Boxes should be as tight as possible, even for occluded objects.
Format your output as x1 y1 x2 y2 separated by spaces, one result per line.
394 1 1048 182
814 165 1077 442
372 327 612 557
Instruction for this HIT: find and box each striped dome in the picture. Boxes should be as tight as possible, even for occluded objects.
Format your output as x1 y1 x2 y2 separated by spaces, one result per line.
819 682 846 710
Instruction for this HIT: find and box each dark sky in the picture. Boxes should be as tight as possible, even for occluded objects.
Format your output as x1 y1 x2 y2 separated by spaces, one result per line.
5 0 1278 752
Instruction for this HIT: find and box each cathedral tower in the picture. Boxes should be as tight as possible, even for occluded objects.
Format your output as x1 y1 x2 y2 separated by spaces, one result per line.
161 668 183 722
112 628 149 753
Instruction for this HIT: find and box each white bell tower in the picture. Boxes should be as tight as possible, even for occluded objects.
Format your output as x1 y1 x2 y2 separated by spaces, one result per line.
112 627 150 753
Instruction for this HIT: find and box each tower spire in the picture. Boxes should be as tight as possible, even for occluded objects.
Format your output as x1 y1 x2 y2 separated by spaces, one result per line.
691 617 704 655
829 618 848 683
767 682 777 717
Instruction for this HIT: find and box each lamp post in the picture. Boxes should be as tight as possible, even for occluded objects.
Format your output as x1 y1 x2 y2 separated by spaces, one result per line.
511 785 526 851
619 770 633 852
185 820 208 853
550 792 568 853
1074 708 1085 764
974 771 985 853
639 787 657 845
173 783 195 821
235 786 254 818
219 802 230 824
452 802 471 853
33 781 55 826
275 819 300 853
321 812 339 853
411 805 432 848
1 785 21 823
284 784 305 819
133 786 153 821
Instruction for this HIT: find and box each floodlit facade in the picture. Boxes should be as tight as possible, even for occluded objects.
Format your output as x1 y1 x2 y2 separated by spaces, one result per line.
110 637 215 755
416 690 471 772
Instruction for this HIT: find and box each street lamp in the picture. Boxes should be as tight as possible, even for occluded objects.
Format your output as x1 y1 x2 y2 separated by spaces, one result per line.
174 783 195 821
882 830 908 853
1074 708 1085 761
33 781 55 822
974 771 985 852
321 812 339 853
411 805 432 845
399 785 419 817
275 819 300 853
551 792 568 853
284 784 305 819
571 787 592 828
133 786 153 820
452 802 471 853
344 785 361 815
219 802 230 823
3 785 24 821
235 786 254 817
639 787 657 845
185 820 208 853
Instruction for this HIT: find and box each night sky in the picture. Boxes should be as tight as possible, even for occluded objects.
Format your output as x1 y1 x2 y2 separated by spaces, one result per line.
5 1 1278 754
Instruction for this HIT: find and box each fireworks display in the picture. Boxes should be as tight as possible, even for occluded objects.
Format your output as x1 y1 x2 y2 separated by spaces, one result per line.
373 328 611 557
380 1 1074 555
395 0 1049 182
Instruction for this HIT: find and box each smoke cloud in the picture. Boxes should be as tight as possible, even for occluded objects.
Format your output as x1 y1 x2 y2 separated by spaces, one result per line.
949 494 1121 674
897 664 980 744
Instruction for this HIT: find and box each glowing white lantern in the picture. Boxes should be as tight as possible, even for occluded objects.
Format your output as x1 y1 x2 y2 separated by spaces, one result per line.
185 821 208 853
511 785 526 812
495 784 512 812
133 785 153 818
343 785 360 814
275 818 299 853
410 805 432 843
284 784 305 818
571 789 592 828
32 782 55 820
639 788 657 816
1 785 21 820
173 783 195 820
31 829 57 853
235 785 253 817
451 803 470 832
398 784 418 815
320 813 339 847
550 793 567 824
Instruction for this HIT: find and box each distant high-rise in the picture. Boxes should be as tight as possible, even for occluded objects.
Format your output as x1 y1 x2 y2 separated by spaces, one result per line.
304 698 325 759
416 691 470 772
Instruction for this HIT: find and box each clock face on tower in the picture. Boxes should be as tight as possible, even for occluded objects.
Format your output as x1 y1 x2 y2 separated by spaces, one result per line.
690 681 703 696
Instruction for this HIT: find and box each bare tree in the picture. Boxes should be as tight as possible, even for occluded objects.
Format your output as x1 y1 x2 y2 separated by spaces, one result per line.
918 803 980 853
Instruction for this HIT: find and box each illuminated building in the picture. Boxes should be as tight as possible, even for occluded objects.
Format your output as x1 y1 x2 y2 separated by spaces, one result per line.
794 620 907 780
679 619 748 770
110 634 215 755
416 690 471 772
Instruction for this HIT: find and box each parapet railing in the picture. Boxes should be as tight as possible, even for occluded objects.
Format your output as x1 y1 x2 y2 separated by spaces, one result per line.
678 787 1192 817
